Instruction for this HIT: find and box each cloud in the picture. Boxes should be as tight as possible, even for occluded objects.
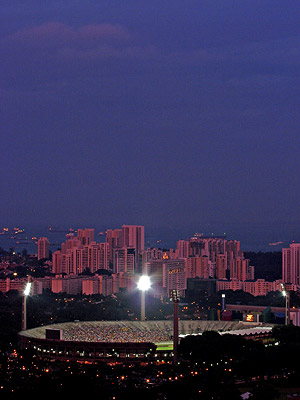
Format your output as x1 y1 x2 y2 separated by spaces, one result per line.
1 19 299 95
57 43 158 61
4 21 130 46
0 21 162 94
1 21 158 66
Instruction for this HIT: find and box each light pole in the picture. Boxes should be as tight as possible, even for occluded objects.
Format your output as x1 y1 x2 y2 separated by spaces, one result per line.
281 283 290 325
22 280 32 331
221 293 226 312
170 289 180 365
137 275 151 321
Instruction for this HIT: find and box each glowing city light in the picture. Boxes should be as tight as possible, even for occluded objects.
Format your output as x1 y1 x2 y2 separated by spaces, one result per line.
137 275 151 291
24 282 31 296
137 275 151 322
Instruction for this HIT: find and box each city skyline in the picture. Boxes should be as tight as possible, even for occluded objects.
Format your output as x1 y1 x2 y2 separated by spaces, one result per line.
2 1 300 233
1 221 300 254
0 223 295 303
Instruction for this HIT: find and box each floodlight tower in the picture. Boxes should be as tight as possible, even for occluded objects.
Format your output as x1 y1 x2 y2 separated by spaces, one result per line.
221 293 226 312
138 275 151 321
170 289 180 365
22 279 32 331
281 283 290 325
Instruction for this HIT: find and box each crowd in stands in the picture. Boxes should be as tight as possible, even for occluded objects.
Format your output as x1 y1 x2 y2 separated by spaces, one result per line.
22 320 263 343
62 322 172 343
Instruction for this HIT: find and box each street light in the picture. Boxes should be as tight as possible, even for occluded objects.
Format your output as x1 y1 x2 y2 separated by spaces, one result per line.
22 280 32 331
137 275 151 321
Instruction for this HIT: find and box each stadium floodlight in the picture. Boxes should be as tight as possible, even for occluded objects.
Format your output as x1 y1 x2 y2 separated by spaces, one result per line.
137 275 151 291
221 293 226 311
22 280 32 331
281 283 290 325
138 275 151 321
170 289 180 365
24 282 31 296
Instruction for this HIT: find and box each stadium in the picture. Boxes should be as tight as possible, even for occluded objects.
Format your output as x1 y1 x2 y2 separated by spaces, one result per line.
18 320 273 363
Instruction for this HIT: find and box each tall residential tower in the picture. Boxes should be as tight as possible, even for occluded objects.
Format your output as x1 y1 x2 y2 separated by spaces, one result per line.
283 243 300 285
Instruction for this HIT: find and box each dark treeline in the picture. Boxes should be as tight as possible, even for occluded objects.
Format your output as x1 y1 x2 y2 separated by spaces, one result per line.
178 325 300 399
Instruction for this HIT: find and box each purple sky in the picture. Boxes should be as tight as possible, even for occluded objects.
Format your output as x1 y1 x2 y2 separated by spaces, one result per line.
1 1 300 234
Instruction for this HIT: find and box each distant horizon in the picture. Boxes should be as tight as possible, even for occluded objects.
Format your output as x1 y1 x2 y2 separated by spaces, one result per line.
1 220 299 254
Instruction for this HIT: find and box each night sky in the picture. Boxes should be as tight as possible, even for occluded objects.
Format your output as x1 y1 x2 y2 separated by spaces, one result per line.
1 1 300 241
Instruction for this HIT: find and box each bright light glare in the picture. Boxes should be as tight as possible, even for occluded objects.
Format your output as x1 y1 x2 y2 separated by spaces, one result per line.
281 283 287 296
24 282 31 296
137 275 151 291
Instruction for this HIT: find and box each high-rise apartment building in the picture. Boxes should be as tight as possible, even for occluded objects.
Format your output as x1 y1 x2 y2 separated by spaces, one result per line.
52 250 61 274
52 240 109 276
122 225 144 251
186 256 210 279
283 243 300 285
216 254 227 280
188 237 241 263
230 257 254 281
142 248 164 267
113 247 135 275
163 259 186 298
86 242 110 273
37 237 50 260
77 228 95 245
176 240 190 259
122 225 145 271
105 229 123 265
61 237 81 253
